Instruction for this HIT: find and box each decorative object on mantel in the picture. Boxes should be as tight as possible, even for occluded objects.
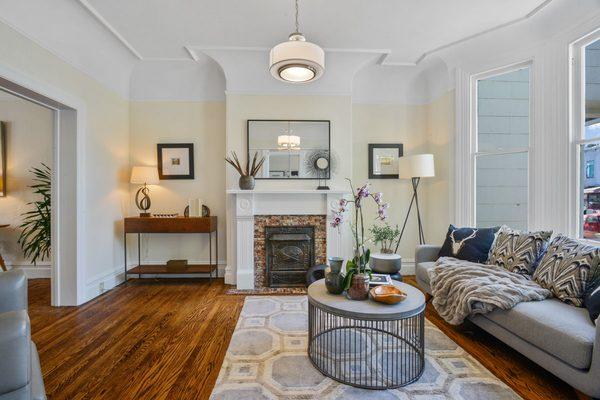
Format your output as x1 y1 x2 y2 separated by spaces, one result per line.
130 166 159 217
369 284 407 304
18 164 51 265
394 154 435 250
269 0 324 83
0 121 6 197
324 257 345 294
152 213 179 218
368 143 403 179
330 179 389 300
225 151 265 190
157 143 194 180
304 149 337 190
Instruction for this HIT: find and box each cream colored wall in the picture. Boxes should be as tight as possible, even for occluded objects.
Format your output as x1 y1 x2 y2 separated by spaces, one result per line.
225 94 353 189
0 95 53 268
352 103 429 263
129 101 226 266
0 21 130 300
424 91 454 246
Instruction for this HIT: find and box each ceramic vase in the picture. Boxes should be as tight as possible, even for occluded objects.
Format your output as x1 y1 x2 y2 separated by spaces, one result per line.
239 175 255 190
325 257 345 295
346 273 370 301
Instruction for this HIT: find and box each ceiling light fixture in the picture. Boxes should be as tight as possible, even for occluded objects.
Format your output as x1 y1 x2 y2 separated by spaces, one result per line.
269 0 325 83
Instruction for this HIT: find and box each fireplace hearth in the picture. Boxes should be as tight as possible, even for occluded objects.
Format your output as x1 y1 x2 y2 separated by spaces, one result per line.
266 226 315 287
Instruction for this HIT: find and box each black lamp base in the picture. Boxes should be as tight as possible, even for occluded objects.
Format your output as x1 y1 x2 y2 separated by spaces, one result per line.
139 212 151 218
317 185 330 190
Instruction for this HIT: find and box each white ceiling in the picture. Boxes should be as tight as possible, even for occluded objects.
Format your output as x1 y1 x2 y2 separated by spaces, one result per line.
0 0 597 101
85 0 548 64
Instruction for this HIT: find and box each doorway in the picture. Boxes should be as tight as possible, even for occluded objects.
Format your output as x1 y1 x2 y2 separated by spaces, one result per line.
0 73 81 306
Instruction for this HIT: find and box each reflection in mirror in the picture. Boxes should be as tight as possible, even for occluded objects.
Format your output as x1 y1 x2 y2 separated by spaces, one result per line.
248 120 330 179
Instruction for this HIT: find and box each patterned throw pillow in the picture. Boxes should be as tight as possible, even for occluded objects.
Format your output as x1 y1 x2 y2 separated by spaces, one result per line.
532 235 600 307
438 225 500 263
487 226 552 276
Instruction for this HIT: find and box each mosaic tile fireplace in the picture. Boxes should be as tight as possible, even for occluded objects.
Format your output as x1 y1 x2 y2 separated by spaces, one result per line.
254 216 326 288
226 189 352 290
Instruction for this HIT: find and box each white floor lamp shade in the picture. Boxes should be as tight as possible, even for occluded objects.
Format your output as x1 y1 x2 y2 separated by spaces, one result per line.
398 154 435 179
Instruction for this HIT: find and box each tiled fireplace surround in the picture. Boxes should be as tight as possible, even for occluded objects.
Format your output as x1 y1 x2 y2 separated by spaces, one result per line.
226 190 353 289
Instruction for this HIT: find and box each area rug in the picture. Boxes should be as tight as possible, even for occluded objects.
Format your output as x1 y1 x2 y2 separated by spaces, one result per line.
210 296 521 400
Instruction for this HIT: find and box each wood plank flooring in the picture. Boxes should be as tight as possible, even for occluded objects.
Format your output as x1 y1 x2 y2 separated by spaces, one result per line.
27 278 585 400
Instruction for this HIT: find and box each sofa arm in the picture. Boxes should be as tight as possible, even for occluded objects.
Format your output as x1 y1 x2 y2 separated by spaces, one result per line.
0 269 28 314
415 245 441 264
0 311 31 396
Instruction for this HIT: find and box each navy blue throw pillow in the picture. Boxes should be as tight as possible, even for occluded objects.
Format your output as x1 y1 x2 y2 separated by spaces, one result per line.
585 284 600 324
438 225 500 263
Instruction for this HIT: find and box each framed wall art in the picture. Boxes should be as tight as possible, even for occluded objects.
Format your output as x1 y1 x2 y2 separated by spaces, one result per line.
368 143 403 179
157 143 194 180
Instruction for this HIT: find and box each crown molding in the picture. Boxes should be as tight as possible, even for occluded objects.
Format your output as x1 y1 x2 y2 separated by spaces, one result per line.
75 0 555 67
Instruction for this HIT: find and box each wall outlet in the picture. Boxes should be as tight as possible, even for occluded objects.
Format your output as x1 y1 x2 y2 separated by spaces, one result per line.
99 282 105 293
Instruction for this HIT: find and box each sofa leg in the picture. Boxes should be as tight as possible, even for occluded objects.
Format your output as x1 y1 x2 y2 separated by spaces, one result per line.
425 293 432 303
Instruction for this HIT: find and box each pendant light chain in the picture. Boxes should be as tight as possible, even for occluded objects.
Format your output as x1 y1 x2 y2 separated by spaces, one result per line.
294 0 300 34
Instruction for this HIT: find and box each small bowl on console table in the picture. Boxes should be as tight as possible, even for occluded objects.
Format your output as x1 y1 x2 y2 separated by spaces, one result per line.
369 284 407 305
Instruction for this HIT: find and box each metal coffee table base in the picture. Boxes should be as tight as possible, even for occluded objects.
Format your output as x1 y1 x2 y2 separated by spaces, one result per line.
308 301 425 389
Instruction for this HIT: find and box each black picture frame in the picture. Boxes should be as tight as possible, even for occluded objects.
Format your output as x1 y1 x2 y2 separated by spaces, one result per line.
247 119 331 180
368 143 403 179
157 143 194 180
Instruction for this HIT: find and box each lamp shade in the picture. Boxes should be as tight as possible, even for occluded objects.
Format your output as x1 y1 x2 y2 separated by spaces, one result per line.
398 154 435 179
130 166 159 185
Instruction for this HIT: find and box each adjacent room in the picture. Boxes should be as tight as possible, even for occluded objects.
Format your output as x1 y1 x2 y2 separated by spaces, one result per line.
0 1 599 399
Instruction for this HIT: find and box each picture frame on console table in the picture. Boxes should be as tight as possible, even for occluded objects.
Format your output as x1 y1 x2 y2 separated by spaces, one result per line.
368 143 403 179
157 143 194 180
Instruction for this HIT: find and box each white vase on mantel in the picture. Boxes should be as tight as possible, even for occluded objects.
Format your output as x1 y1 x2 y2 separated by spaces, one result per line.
370 253 402 278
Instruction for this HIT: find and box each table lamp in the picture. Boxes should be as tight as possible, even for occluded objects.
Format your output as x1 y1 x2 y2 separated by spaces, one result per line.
395 154 435 250
130 166 159 217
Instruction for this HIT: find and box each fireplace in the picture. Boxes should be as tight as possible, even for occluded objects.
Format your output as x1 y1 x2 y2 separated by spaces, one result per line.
265 226 315 287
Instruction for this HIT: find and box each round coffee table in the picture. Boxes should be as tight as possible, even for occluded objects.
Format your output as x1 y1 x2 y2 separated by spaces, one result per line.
307 279 425 389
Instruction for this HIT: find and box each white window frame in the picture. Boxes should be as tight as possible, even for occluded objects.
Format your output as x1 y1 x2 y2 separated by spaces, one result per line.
455 61 533 228
569 29 600 241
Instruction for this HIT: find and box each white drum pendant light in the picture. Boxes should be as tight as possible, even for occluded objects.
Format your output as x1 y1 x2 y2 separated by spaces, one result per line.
269 0 324 83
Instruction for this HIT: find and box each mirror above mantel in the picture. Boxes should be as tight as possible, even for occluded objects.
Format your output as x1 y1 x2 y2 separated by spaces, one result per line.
247 120 330 180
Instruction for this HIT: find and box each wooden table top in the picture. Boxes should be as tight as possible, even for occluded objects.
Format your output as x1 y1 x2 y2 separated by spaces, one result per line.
124 216 217 233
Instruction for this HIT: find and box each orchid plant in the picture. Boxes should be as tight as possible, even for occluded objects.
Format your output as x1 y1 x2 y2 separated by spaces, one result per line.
331 179 389 290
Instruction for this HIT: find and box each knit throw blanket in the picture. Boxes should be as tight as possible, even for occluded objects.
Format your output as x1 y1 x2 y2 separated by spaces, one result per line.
429 257 551 325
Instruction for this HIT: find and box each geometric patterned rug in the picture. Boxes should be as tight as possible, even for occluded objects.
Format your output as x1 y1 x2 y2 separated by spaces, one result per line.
210 296 521 400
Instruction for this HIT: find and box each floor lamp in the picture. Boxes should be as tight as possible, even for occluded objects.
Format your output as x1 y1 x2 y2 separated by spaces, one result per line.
394 154 435 251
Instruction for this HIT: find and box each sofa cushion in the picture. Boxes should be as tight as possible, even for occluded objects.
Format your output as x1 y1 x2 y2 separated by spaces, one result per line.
416 262 435 293
487 226 552 276
438 225 500 263
480 298 596 369
533 235 600 306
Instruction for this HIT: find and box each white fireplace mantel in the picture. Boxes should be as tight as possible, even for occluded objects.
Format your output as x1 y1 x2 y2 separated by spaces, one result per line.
225 189 353 289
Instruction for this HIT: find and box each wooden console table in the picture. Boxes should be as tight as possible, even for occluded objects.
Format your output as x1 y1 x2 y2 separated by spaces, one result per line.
124 216 218 282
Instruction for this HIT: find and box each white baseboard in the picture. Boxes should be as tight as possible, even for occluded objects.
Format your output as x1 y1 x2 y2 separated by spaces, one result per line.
402 259 415 276
8 265 51 279
84 267 125 303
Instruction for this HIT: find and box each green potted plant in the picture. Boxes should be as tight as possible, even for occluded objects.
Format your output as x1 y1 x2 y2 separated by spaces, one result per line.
369 223 403 277
18 164 51 264
331 179 388 300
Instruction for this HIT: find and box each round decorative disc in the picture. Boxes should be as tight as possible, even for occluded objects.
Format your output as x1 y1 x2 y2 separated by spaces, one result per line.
315 157 329 170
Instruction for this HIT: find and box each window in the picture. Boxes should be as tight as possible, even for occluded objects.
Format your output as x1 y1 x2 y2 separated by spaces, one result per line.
575 37 600 241
587 160 595 179
473 65 530 230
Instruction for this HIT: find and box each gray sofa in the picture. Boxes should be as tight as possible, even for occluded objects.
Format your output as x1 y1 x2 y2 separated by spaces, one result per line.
416 244 600 399
0 270 46 400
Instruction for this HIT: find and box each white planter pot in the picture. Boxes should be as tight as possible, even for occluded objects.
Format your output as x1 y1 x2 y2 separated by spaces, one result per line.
370 253 402 274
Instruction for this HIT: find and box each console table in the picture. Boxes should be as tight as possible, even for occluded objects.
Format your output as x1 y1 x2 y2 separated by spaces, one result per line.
124 216 218 282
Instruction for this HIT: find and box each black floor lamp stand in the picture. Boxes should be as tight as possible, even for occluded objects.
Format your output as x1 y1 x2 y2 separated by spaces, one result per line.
394 177 425 253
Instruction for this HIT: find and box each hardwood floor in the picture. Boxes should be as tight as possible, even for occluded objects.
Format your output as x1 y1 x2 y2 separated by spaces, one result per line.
28 277 585 400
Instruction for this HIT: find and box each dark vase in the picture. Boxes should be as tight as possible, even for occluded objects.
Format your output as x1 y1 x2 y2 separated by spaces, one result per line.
346 273 370 301
325 257 345 294
239 175 255 190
